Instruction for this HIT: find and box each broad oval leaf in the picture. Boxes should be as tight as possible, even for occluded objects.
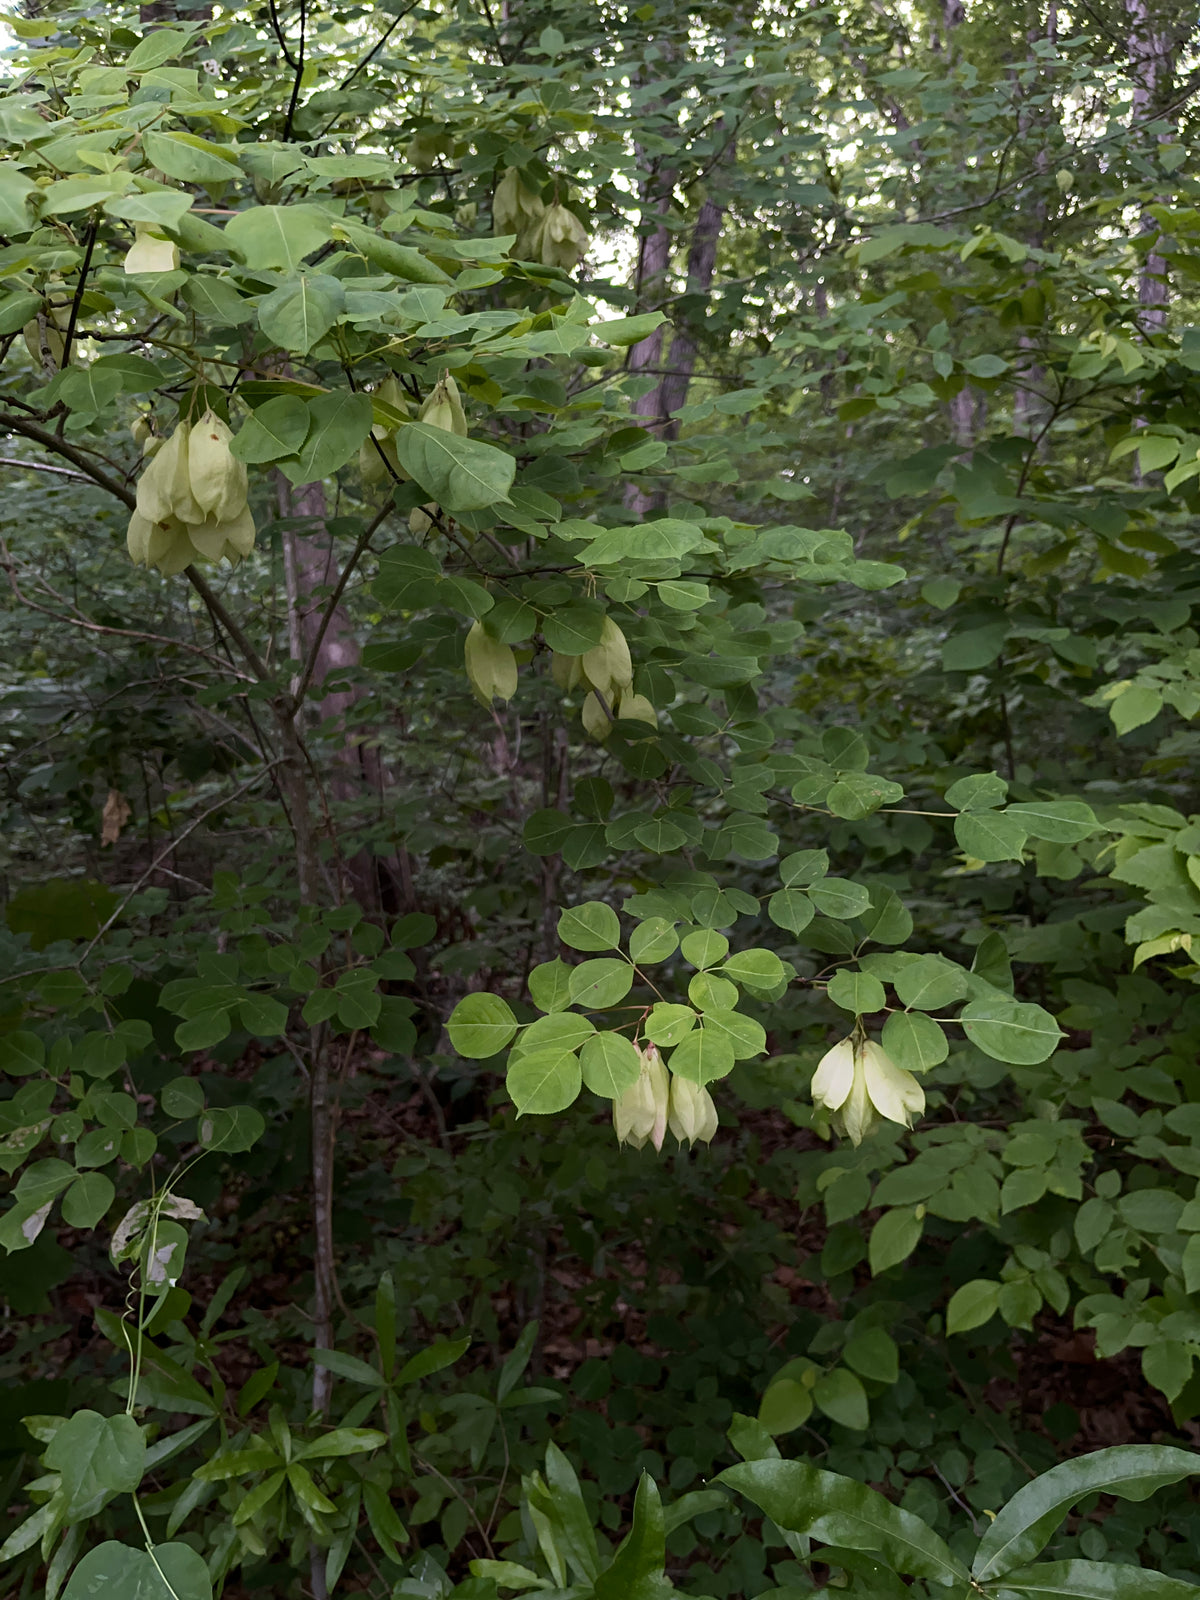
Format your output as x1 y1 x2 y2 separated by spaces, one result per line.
62 1541 212 1600
395 421 515 512
447 993 517 1059
507 1047 582 1116
719 1459 969 1585
972 1446 1200 1581
960 997 1063 1065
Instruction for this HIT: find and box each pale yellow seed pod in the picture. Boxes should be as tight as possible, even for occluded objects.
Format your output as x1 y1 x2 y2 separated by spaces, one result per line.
616 691 657 728
581 616 633 704
135 426 186 524
581 691 613 742
613 1044 669 1151
126 511 153 565
540 202 589 271
668 1076 718 1146
811 1035 925 1147
123 228 181 275
464 621 518 706
494 167 545 237
186 505 256 564
409 502 438 536
22 318 65 370
146 516 198 577
419 373 467 436
551 652 583 692
188 410 248 521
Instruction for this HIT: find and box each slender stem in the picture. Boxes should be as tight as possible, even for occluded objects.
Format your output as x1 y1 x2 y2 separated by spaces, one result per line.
184 565 271 681
283 0 308 141
0 410 136 506
60 218 98 373
290 502 390 714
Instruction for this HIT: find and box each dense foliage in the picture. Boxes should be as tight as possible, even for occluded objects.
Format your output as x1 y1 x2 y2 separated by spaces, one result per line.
5 0 1200 1595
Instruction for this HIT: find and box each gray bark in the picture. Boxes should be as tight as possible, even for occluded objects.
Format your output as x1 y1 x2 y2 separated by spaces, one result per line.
1126 0 1172 332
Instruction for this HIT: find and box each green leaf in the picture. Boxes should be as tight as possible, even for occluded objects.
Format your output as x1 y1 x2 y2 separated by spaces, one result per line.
558 902 620 952
1111 685 1163 734
681 929 729 969
528 958 573 1013
881 1011 948 1072
868 1208 924 1275
142 131 240 185
523 808 574 855
827 969 887 1015
1005 800 1100 844
60 1172 115 1229
813 1367 869 1430
198 1106 265 1153
62 1541 212 1600
946 772 1010 811
946 1278 1001 1335
758 1378 813 1435
46 1411 146 1513
702 1009 767 1060
629 918 679 964
808 879 871 919
580 1033 642 1098
0 1030 46 1076
768 889 816 934
961 998 1063 1064
544 1441 602 1581
514 1014 596 1058
668 1028 736 1085
447 994 518 1058
994 1560 1200 1598
593 1474 669 1600
826 772 905 820
507 1048 582 1115
643 1004 696 1048
223 204 333 271
258 274 345 355
229 397 311 465
281 392 374 485
722 948 785 987
596 311 668 346
395 421 516 512
127 27 191 68
843 1328 899 1385
1143 1341 1193 1402
292 1427 387 1461
942 624 1009 672
395 1335 471 1386
720 1459 969 1585
568 958 634 1010
972 1446 1200 1582
310 1348 385 1388
955 809 1028 862
779 849 829 887
893 955 967 1010
541 602 607 654
0 165 38 233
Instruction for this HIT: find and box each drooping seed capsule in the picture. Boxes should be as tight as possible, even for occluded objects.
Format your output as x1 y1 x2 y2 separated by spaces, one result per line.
188 410 249 521
810 1034 925 1147
613 1043 669 1151
668 1076 719 1146
540 202 589 271
581 616 633 706
123 227 181 275
464 621 518 706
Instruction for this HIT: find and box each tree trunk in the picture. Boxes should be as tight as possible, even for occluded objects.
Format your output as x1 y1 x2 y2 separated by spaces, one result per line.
1126 0 1173 332
277 476 388 913
657 194 726 440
